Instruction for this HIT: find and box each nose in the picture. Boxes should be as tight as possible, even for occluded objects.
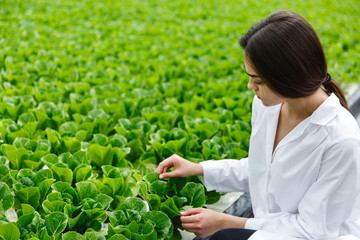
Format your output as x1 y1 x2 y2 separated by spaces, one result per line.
247 78 258 90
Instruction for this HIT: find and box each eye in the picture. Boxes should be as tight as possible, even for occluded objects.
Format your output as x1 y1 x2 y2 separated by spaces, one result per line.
254 80 263 85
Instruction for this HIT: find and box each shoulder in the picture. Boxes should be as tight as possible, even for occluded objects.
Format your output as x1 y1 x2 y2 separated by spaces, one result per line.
320 107 360 173
324 103 360 141
311 93 360 140
322 103 360 164
321 135 360 176
308 94 360 165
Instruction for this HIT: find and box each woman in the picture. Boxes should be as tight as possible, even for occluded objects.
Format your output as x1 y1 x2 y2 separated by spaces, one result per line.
157 10 360 240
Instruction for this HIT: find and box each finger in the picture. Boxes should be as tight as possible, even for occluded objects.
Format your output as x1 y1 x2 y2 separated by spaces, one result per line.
180 215 198 223
156 160 173 173
156 162 166 173
181 208 203 216
182 224 198 232
159 170 178 179
156 164 164 174
182 227 203 238
158 166 169 175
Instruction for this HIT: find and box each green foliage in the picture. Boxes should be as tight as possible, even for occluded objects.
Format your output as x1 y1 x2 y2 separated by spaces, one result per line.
62 231 86 240
0 182 14 212
86 144 114 168
0 223 20 240
107 198 172 240
45 212 68 236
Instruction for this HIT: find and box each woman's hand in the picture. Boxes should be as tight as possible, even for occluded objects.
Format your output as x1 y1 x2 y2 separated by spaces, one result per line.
180 208 248 238
180 208 225 238
156 154 203 179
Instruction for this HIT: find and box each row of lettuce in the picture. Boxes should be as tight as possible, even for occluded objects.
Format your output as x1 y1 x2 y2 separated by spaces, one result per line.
0 44 253 238
0 161 207 240
0 85 252 239
0 88 251 240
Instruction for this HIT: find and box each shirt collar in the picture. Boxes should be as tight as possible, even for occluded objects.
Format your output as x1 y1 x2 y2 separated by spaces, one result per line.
309 93 341 126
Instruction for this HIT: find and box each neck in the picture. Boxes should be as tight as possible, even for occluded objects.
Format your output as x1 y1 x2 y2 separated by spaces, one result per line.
282 87 329 120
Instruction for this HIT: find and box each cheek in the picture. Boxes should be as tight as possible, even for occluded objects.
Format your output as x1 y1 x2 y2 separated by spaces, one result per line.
262 89 284 105
269 94 284 105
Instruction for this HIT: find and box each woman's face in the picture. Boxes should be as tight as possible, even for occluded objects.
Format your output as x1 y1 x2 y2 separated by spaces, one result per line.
244 56 284 106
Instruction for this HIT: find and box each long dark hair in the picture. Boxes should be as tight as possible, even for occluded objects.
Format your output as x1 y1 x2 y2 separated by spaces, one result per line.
240 10 349 110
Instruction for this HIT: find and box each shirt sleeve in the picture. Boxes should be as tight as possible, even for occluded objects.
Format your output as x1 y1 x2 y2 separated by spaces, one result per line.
245 137 360 239
200 158 249 192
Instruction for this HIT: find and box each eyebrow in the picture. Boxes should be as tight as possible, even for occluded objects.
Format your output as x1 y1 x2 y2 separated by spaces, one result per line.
243 64 260 78
245 71 260 78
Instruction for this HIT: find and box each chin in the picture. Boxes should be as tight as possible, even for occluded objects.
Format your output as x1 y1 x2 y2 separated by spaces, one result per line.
261 100 279 107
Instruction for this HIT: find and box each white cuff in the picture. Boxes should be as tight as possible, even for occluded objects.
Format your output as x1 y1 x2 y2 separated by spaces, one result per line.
245 218 265 230
200 160 221 191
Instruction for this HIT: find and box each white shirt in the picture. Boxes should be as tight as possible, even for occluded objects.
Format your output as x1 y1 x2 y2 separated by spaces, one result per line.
200 94 360 239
